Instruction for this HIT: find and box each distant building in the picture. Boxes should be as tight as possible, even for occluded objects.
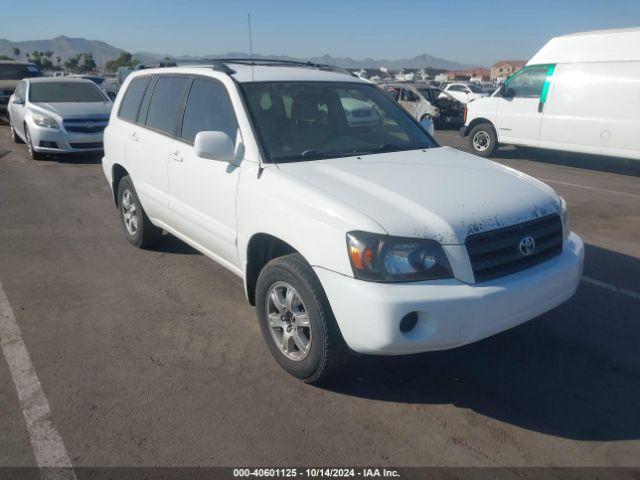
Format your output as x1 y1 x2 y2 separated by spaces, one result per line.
490 60 526 81
445 68 491 82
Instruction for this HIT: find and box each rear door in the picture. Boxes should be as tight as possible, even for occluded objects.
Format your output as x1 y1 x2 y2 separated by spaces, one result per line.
167 76 241 267
398 87 421 118
124 75 190 222
495 65 553 145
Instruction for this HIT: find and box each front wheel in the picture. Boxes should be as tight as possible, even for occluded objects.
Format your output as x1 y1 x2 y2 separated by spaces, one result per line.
25 126 45 160
10 123 24 144
468 123 498 157
256 253 349 383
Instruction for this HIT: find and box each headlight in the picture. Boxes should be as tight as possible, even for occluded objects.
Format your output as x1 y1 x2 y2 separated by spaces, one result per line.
346 231 453 282
559 196 569 241
32 113 59 129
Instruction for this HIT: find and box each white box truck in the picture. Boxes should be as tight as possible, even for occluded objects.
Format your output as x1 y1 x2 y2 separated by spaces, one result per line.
461 28 640 160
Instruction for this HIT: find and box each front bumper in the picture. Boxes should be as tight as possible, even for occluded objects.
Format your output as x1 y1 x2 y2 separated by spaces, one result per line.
315 232 584 355
29 123 104 154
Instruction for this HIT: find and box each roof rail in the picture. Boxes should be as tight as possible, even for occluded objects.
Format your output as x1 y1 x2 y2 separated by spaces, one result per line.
203 58 356 76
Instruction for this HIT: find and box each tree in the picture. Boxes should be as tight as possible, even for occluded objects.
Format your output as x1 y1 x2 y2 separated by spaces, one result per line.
80 53 96 72
13 47 20 60
56 56 61 66
0 55 13 61
104 52 139 73
64 55 80 72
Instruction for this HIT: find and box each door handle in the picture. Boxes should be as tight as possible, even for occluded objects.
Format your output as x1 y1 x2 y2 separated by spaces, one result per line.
170 150 183 162
130 132 139 142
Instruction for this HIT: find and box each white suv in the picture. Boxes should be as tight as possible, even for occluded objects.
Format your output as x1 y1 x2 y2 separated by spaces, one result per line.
102 61 584 383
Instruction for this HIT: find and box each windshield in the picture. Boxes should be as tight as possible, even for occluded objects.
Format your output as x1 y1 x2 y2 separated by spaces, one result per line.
0 64 42 80
241 82 436 162
29 82 107 103
467 84 483 93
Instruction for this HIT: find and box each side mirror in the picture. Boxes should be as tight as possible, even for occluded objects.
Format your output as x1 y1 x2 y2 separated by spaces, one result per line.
194 131 236 162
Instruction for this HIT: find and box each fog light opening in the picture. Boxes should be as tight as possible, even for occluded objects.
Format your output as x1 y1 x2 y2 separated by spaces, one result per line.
399 311 419 334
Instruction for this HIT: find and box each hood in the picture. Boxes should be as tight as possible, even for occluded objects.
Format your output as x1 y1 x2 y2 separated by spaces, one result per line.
30 102 112 119
276 147 560 244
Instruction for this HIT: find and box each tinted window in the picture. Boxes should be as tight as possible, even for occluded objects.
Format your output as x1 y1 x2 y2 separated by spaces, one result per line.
180 78 238 144
146 76 189 135
0 64 42 80
506 66 548 98
118 77 151 122
29 82 107 102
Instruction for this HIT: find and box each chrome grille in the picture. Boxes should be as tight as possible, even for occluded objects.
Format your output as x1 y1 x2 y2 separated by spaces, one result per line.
466 214 563 283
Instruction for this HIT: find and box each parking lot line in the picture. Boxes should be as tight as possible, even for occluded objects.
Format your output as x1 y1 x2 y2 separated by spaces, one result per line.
583 276 640 301
0 278 77 478
539 179 640 200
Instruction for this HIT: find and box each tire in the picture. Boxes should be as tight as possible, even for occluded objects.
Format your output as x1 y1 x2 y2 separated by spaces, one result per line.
256 253 350 383
10 123 24 144
24 126 46 160
468 122 498 157
420 114 432 122
116 175 162 248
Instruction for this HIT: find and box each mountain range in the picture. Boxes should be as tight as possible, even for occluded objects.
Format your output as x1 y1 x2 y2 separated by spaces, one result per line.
0 35 479 70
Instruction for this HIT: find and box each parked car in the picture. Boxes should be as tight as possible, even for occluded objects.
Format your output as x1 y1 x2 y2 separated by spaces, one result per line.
462 28 640 159
102 61 584 383
8 77 113 159
0 61 43 119
380 83 438 122
442 82 488 104
414 84 465 129
340 97 380 126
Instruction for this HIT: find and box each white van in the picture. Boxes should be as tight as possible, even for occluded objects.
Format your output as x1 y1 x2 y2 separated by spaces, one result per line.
462 28 640 160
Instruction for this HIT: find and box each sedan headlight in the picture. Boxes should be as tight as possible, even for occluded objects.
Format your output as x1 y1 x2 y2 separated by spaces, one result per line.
32 113 60 129
559 196 569 241
346 231 453 282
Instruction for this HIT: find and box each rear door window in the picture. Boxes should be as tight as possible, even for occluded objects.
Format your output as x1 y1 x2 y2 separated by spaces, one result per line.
118 77 151 122
145 76 190 136
179 78 238 144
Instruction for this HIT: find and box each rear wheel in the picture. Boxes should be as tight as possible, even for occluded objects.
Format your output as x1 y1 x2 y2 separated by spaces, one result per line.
117 176 162 248
256 253 349 383
25 126 46 160
468 122 498 157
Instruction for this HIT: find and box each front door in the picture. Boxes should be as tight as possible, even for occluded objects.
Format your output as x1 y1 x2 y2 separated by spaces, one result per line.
495 65 553 146
168 76 241 268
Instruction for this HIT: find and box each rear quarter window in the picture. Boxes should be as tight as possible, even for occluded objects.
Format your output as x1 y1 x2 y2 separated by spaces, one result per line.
118 77 151 122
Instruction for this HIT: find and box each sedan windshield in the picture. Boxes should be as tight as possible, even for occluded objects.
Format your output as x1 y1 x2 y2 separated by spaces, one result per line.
241 82 436 162
29 82 107 103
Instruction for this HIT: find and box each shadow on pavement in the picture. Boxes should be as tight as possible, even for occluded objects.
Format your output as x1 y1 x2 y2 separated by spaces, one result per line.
322 244 640 441
494 146 640 177
147 233 200 255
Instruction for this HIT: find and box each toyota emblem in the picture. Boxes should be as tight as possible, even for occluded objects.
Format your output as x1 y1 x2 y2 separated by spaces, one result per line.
519 236 536 256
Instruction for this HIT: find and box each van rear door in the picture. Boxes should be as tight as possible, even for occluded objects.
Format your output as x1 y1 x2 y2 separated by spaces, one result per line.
495 65 553 146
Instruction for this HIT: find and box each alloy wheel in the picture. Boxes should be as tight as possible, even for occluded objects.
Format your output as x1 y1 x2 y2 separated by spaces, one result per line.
121 189 139 236
265 281 312 361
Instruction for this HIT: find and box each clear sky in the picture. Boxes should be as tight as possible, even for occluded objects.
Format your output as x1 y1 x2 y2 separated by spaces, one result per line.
3 0 640 65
